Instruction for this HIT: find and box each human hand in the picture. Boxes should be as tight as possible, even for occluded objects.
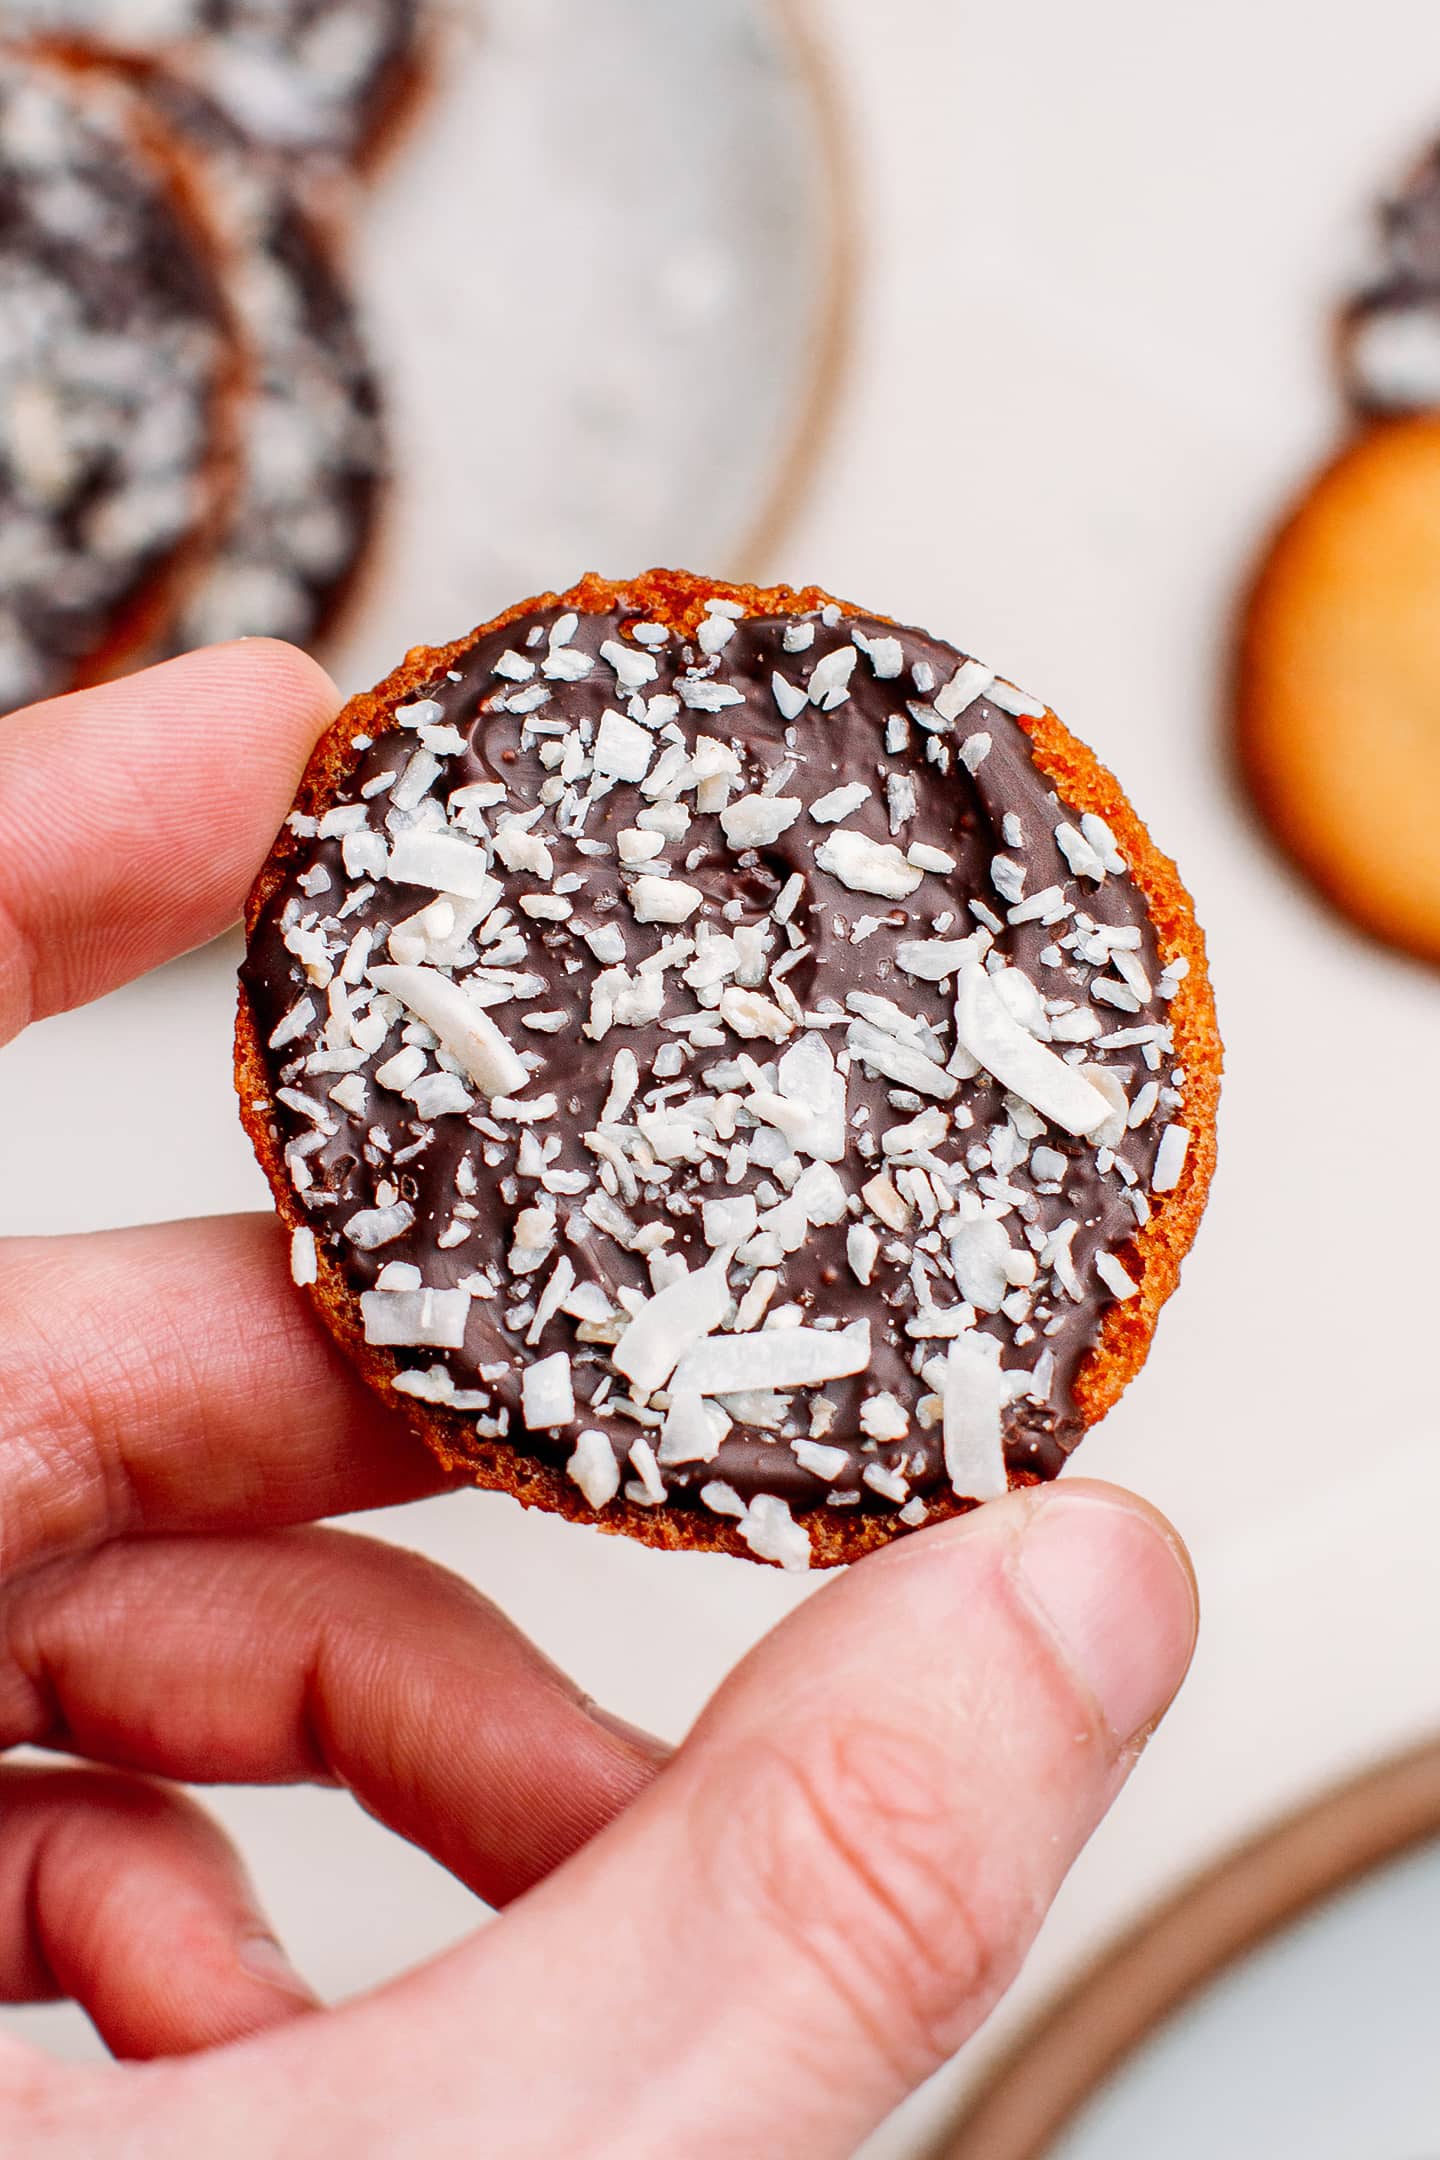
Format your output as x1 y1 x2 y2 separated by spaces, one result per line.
0 646 1198 2157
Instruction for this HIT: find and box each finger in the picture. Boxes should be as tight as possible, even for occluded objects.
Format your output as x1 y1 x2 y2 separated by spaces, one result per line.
0 1214 447 1578
0 1763 317 2059
285 1484 1196 2159
0 1527 667 1907
0 640 337 1045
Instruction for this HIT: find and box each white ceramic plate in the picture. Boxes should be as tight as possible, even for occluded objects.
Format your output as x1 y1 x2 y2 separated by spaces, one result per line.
941 1745 1440 2160
331 0 849 690
1053 1841 1440 2159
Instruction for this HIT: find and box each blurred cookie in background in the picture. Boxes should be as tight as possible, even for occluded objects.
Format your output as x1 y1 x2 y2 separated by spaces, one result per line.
1339 141 1440 418
6 0 426 165
0 47 237 711
1237 417 1440 965
1238 128 1440 961
130 65 386 653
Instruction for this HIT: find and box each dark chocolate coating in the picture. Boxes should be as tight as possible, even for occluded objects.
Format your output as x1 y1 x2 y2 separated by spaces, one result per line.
243 602 1182 1523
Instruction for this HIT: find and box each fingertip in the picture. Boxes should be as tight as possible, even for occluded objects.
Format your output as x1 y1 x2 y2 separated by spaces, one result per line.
1004 1481 1198 1747
0 639 344 1029
863 1479 1198 1747
195 637 341 729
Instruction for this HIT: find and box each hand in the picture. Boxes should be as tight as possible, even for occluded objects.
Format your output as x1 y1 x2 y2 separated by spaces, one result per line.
0 645 1198 2157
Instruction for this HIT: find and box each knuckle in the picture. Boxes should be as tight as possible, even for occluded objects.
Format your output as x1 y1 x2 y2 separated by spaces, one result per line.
713 1718 1032 2081
0 1260 154 1569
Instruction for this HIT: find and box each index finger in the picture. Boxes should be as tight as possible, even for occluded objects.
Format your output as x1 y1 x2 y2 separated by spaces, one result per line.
0 641 338 1046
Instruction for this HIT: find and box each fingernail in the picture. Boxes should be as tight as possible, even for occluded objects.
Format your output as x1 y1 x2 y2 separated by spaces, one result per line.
586 1701 673 1768
237 1932 320 2006
1014 1491 1198 1746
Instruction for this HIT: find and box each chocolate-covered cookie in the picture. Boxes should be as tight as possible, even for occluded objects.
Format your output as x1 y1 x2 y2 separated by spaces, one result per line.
7 0 423 164
129 67 385 654
0 49 235 712
1340 142 1440 418
238 572 1219 1569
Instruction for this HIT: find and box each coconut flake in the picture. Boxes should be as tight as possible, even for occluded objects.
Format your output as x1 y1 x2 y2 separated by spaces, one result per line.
1152 1124 1190 1192
854 630 904 679
989 677 1046 719
933 658 994 722
949 1216 1013 1313
658 1389 730 1465
718 988 794 1041
847 1222 879 1284
344 1202 415 1250
628 1436 667 1504
738 1493 811 1570
700 1480 747 1518
942 1334 1008 1501
599 638 659 692
269 995 317 1050
568 1429 620 1508
771 1032 847 1160
612 1248 733 1395
523 1351 575 1429
1054 821 1107 882
815 830 924 898
290 1225 318 1285
809 782 871 825
847 1018 957 1101
720 795 802 848
361 1285 472 1349
953 965 1111 1136
385 830 501 907
594 708 655 782
674 1319 870 1396
702 1194 759 1248
629 875 703 925
1096 1251 1140 1300
807 644 858 707
369 965 529 1099
792 1438 849 1482
896 934 987 983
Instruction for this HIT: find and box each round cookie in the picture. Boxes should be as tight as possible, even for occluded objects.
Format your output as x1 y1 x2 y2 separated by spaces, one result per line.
237 571 1219 1570
0 48 236 713
6 0 424 165
126 66 386 654
1237 417 1440 963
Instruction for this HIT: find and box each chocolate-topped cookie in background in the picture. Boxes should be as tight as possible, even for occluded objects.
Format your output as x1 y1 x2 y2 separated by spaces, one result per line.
238 570 1220 1570
6 0 426 167
0 49 237 712
1339 142 1440 417
125 63 387 656
0 39 388 709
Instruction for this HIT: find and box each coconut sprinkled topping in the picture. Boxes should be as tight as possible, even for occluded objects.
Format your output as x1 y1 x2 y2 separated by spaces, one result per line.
244 590 1191 1569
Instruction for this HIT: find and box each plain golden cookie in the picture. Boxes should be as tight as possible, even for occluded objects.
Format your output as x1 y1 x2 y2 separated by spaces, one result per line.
1239 417 1440 962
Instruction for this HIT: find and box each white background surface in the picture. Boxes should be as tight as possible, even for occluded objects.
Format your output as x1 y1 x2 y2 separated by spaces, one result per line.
6 2 1440 2154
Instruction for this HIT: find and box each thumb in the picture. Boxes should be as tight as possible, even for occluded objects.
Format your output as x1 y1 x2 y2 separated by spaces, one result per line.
220 1479 1195 2160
